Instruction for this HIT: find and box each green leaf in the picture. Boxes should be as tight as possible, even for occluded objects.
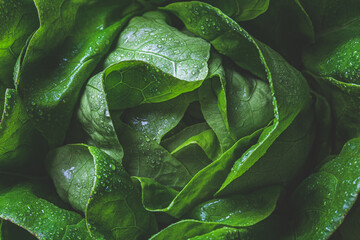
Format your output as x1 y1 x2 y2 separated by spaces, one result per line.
198 53 234 151
161 1 310 192
104 61 205 110
303 19 360 148
78 60 204 166
48 144 156 240
189 186 281 227
113 118 193 189
77 71 124 162
217 100 314 195
17 0 136 147
303 19 360 85
225 65 273 142
202 0 269 21
0 183 90 240
132 176 179 210
162 2 265 79
149 215 286 240
149 220 230 240
104 11 211 81
290 137 360 240
188 227 244 240
162 121 220 168
0 89 46 169
0 0 38 88
200 59 274 152
162 123 210 152
122 93 195 143
134 129 261 218
170 129 220 162
47 145 94 213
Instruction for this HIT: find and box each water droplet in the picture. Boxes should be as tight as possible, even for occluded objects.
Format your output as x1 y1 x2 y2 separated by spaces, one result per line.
110 164 116 170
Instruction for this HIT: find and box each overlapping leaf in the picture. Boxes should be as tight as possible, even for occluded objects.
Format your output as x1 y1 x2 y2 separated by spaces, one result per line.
48 144 156 240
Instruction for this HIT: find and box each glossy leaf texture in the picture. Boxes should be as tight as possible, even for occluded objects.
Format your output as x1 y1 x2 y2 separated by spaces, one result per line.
104 11 211 81
303 18 360 149
202 0 269 21
188 186 281 227
289 138 360 240
133 129 262 218
0 0 38 88
149 220 232 240
47 144 156 240
188 227 244 240
0 183 94 240
113 118 195 189
77 61 205 189
121 93 196 143
161 1 310 193
149 215 285 240
217 98 314 195
2 0 360 239
199 55 274 152
16 0 139 147
0 89 46 170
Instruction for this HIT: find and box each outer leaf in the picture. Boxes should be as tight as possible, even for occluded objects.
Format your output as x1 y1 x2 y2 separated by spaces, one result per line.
48 144 156 240
189 186 281 227
150 215 286 240
303 19 360 85
104 11 211 81
203 0 269 21
188 227 243 240
161 1 310 192
0 184 90 240
0 0 38 88
47 145 95 213
290 138 360 240
303 19 360 148
0 89 46 169
17 0 135 147
149 220 230 240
